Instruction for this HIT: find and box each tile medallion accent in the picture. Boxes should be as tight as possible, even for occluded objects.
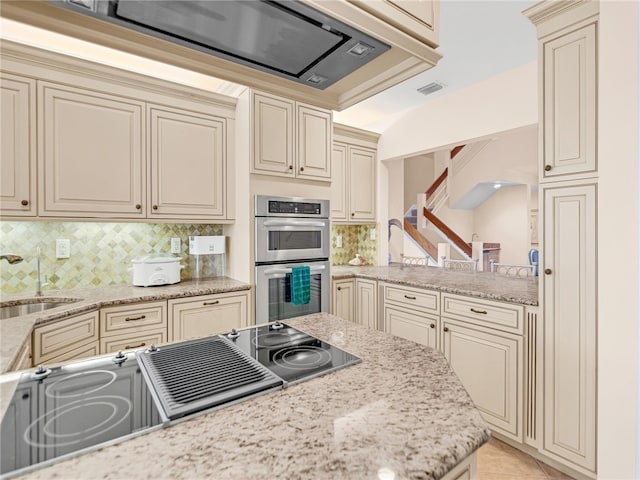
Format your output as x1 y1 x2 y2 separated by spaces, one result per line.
0 222 223 294
331 224 378 266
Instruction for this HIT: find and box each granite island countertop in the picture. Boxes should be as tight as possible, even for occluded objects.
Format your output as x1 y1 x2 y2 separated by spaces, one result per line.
11 313 491 480
332 265 539 306
0 277 250 374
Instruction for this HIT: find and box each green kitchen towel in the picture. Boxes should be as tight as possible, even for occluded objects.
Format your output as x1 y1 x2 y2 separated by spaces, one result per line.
290 266 311 305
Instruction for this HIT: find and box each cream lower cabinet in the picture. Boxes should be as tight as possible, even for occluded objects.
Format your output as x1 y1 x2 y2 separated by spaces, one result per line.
355 279 377 330
0 73 36 217
332 279 355 322
32 310 100 364
99 300 168 353
168 291 249 342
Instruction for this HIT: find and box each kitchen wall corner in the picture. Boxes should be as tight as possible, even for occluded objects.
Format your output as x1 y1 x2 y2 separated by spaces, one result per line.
331 224 378 266
0 222 223 294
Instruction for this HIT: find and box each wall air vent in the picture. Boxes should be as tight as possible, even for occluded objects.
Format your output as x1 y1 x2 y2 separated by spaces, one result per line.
417 81 445 96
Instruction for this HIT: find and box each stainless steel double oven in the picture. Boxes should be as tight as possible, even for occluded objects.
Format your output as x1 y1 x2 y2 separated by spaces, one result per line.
254 195 330 324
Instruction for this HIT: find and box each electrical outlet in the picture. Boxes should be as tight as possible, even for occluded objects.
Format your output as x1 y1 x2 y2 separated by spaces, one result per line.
370 228 376 241
170 237 181 254
56 239 70 259
336 235 342 248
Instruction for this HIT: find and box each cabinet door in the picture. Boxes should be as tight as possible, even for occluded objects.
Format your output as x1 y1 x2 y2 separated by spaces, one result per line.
332 279 355 322
38 82 145 217
384 305 438 349
330 142 349 221
442 319 522 441
542 183 596 470
296 104 331 181
1 74 36 216
355 279 377 330
169 292 249 342
32 311 99 364
542 23 596 180
252 92 294 177
349 146 376 222
149 105 226 218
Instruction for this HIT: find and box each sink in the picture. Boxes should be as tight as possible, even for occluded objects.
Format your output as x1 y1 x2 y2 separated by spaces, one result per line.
0 299 80 320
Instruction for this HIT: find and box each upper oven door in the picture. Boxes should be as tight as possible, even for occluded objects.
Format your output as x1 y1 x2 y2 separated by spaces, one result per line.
255 217 330 263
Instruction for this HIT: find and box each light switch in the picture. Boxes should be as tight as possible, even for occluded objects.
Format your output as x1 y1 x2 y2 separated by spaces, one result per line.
56 239 70 259
171 237 181 254
336 235 342 248
370 228 376 241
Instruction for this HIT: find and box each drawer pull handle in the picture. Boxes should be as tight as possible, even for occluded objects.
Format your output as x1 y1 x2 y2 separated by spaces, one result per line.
443 326 449 332
404 295 417 300
125 315 146 322
124 342 146 350
430 323 435 329
470 308 488 315
203 300 220 306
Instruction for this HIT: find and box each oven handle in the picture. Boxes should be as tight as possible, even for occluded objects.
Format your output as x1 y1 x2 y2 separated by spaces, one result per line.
262 220 327 227
263 265 327 276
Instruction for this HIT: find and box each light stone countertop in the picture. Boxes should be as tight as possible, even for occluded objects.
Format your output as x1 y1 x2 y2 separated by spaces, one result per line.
0 277 250 374
13 313 491 480
332 265 539 306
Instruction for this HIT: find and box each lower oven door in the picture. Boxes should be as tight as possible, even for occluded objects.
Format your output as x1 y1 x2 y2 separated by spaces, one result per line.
255 260 330 324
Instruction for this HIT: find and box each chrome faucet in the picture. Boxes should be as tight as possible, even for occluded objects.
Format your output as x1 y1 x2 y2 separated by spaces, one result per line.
0 254 24 264
35 247 48 297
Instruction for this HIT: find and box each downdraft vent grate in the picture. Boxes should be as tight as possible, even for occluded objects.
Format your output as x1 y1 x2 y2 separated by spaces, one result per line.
138 337 283 419
417 81 444 96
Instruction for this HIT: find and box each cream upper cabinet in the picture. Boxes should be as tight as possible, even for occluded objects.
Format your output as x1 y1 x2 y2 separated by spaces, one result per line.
541 181 596 472
332 124 379 223
148 105 226 219
541 21 597 181
251 91 331 181
0 73 36 217
351 0 439 48
332 278 355 323
38 81 145 218
168 291 249 342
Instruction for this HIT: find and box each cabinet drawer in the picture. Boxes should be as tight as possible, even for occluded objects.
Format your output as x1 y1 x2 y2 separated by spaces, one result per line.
442 294 523 334
33 311 99 363
100 329 167 354
100 301 167 336
384 283 439 313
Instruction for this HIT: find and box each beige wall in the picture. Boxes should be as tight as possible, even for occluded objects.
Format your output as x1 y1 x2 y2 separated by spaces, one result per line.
473 186 529 265
404 154 434 212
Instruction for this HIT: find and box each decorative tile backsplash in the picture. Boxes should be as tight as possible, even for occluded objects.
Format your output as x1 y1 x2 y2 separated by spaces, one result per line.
331 224 378 266
0 222 222 294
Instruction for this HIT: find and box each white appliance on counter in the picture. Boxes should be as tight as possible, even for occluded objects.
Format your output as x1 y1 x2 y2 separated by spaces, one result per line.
189 235 226 278
254 195 330 324
131 255 182 287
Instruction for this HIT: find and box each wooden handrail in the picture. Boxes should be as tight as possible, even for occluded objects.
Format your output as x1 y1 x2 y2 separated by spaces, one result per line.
451 145 465 158
403 219 438 260
423 207 472 257
425 167 448 200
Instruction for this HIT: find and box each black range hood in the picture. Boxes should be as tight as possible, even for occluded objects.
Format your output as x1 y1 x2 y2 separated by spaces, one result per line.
55 0 390 89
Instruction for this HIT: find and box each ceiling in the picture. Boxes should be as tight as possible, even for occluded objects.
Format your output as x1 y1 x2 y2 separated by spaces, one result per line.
333 0 538 133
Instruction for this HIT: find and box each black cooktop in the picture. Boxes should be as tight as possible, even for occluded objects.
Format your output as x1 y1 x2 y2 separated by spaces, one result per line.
225 322 361 385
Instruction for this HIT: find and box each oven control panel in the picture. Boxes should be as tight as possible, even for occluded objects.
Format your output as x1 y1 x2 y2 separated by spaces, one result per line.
268 201 320 215
255 195 329 218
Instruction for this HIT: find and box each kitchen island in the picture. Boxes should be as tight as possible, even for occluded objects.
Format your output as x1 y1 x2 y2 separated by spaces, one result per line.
10 313 491 480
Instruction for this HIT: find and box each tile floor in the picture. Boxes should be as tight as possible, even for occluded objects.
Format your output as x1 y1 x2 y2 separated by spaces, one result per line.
478 438 575 479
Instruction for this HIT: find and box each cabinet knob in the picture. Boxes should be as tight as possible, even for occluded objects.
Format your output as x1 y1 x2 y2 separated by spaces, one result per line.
288 165 293 170
21 200 29 206
135 204 142 210
351 213 355 217
544 268 552 275
544 165 552 172
337 286 342 291
430 323 435 329
300 166 305 172
152 205 158 210
443 326 449 332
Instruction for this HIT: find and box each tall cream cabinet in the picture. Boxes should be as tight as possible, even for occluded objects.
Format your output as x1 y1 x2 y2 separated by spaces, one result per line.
0 41 236 221
250 91 332 181
331 124 379 223
332 279 356 323
0 73 36 216
525 1 599 477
